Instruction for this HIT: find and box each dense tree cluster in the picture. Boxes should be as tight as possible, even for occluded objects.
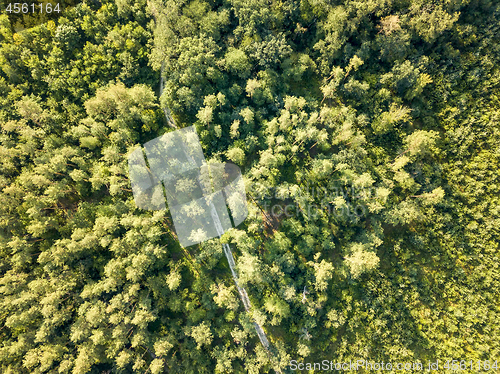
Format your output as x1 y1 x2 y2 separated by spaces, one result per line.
0 0 499 372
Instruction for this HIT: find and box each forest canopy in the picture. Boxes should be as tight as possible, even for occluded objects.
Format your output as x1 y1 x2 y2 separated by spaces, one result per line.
0 0 499 373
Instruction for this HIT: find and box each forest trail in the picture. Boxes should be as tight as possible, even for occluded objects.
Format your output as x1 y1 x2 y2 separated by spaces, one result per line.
158 58 281 368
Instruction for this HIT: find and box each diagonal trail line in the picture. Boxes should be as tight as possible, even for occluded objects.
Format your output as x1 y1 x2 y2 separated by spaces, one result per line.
146 4 281 366
209 201 282 373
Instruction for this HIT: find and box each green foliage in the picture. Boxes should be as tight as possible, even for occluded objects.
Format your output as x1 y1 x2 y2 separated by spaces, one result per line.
1 0 500 372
